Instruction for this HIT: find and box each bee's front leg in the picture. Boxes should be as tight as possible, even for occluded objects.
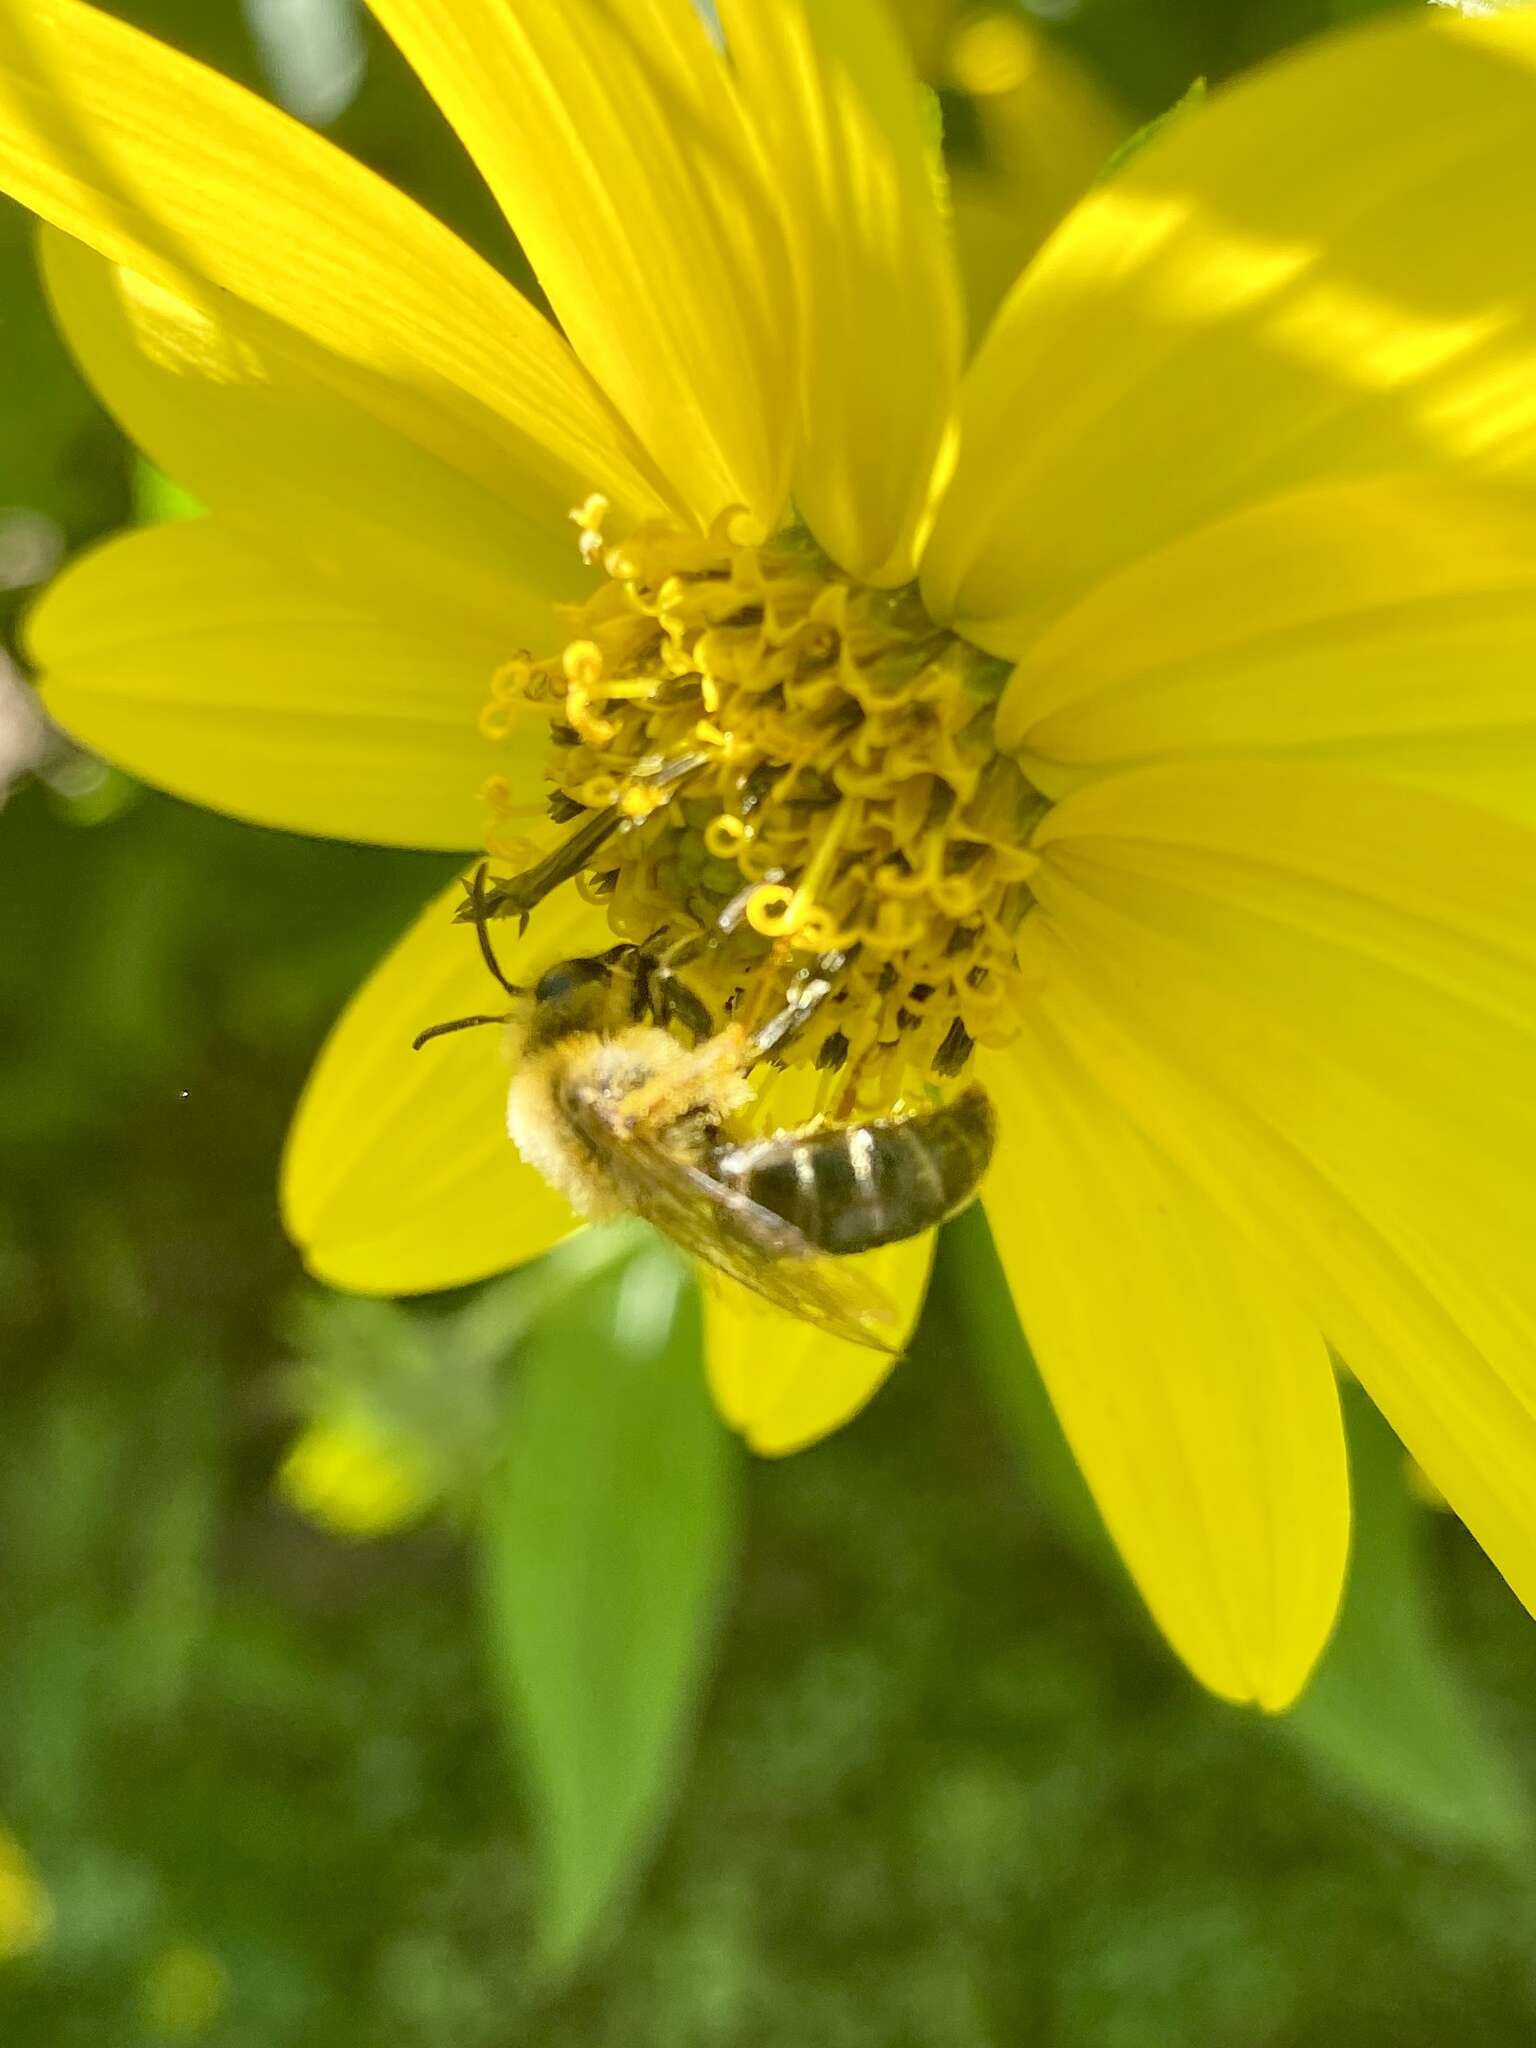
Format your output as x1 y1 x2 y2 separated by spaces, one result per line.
644 879 787 1042
643 941 716 1042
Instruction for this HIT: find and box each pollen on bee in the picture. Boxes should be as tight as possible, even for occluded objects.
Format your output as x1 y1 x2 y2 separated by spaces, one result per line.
480 513 1049 1106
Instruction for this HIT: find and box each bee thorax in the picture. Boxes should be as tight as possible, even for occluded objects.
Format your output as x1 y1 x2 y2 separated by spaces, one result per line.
504 1027 744 1219
506 1031 655 1217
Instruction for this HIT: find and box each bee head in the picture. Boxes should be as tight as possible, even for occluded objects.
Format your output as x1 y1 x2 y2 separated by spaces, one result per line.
532 954 616 1008
519 947 634 1053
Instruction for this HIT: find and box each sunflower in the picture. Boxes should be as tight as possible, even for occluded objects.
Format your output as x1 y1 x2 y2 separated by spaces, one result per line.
6 0 1536 1710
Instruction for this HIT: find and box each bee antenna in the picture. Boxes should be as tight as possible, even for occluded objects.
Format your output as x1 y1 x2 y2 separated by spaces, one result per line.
412 1012 512 1052
464 862 527 997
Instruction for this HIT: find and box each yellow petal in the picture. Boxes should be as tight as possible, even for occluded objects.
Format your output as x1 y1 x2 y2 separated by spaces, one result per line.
703 1233 933 1456
939 10 1126 339
719 0 962 584
1000 477 1536 828
37 224 594 641
283 875 611 1294
367 0 792 535
885 0 948 78
28 517 537 851
923 7 1536 651
0 0 664 596
1027 761 1536 1631
980 1035 1346 1709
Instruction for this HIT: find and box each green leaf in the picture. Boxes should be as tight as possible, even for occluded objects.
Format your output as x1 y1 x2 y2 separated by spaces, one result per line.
132 457 203 525
450 1222 652 1374
476 1241 738 1975
950 1212 1530 1854
1324 0 1446 19
1280 1387 1532 1856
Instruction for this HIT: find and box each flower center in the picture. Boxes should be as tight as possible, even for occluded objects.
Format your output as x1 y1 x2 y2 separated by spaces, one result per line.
480 508 1046 1110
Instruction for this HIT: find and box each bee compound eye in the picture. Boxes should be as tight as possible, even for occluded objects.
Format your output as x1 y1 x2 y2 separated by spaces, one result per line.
533 956 612 1006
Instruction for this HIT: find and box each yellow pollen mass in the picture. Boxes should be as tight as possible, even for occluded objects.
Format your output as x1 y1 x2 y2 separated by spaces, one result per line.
482 517 1046 1109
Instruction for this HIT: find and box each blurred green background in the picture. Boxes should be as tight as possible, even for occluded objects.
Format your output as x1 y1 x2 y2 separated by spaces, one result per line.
5 1 1536 2041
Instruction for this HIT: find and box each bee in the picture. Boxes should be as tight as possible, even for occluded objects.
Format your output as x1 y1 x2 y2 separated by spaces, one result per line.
416 865 996 1352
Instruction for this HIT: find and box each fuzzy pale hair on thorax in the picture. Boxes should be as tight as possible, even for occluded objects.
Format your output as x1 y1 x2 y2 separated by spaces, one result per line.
504 1022 753 1220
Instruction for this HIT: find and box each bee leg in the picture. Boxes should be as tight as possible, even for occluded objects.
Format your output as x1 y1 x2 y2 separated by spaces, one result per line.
661 979 715 1042
649 950 715 1042
645 878 779 1039
749 951 853 1062
631 917 721 1042
461 862 529 998
626 942 691 1030
594 920 712 1041
629 946 655 1023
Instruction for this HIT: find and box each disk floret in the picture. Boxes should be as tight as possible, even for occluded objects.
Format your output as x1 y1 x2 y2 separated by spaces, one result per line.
483 513 1046 1104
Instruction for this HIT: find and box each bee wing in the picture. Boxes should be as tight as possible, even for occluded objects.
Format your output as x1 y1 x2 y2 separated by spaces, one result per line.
575 1105 901 1354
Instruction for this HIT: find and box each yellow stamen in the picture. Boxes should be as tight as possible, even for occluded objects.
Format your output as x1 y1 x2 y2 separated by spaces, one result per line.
479 517 1048 1099
568 492 611 567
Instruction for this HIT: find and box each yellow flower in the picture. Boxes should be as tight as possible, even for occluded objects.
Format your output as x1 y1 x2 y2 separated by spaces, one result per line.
276 1416 442 1539
0 1827 52 1961
7 0 1536 1710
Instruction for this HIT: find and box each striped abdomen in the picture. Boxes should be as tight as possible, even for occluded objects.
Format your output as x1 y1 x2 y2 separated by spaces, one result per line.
713 1086 996 1256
